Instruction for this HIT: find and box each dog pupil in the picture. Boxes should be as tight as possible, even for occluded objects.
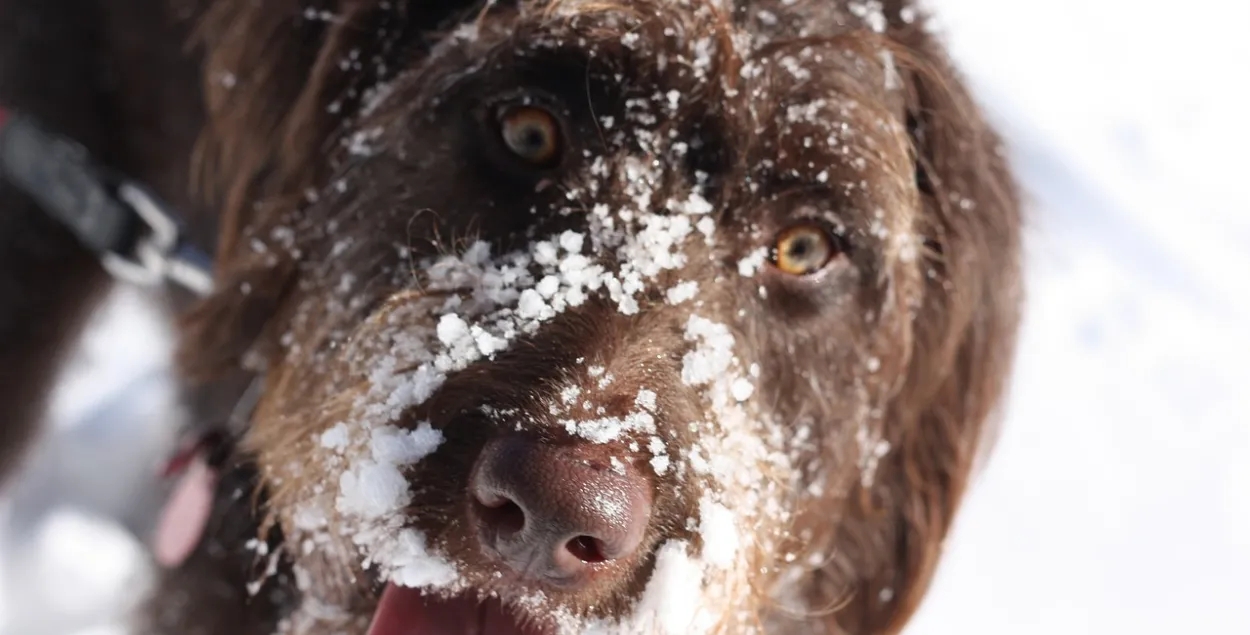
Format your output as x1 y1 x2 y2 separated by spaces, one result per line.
521 126 546 153
790 237 811 258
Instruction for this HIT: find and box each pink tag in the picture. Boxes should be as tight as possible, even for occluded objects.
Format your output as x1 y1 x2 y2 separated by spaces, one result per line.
152 454 218 568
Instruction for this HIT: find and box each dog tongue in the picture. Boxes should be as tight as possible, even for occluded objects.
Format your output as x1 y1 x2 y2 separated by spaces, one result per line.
368 583 540 635
152 453 218 567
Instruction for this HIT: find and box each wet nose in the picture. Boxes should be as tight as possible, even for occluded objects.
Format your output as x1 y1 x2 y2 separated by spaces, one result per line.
468 433 652 587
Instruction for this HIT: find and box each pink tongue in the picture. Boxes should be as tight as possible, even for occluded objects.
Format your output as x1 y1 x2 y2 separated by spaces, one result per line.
368 585 426 635
152 454 218 568
368 583 538 635
368 584 463 635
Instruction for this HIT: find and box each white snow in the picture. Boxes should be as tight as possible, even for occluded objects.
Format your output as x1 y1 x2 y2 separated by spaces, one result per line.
27 510 151 617
382 529 460 589
2 0 1248 633
367 424 444 466
634 389 658 413
729 377 755 402
697 498 740 569
562 411 657 445
735 247 769 277
582 540 707 635
318 423 350 451
680 316 738 387
0 287 171 635
905 1 1250 633
336 461 412 518
664 280 699 305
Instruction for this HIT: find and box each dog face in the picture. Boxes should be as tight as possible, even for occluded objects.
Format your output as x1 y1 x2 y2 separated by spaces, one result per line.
177 1 1023 633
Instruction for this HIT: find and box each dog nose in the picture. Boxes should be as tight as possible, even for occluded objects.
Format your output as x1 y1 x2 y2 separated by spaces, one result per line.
468 433 652 587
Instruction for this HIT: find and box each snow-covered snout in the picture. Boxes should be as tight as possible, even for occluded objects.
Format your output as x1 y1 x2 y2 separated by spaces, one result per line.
176 1 1023 634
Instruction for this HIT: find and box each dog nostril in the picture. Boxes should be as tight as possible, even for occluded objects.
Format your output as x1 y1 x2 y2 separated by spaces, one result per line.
565 535 608 564
473 495 525 537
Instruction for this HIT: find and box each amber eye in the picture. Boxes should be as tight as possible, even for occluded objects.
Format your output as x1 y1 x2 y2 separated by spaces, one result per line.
770 224 840 275
497 105 563 167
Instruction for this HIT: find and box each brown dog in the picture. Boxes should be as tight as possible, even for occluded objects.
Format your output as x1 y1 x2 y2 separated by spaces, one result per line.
0 0 1023 633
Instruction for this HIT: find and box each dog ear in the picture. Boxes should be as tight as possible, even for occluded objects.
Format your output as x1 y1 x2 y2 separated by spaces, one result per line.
178 0 487 379
827 5 1024 633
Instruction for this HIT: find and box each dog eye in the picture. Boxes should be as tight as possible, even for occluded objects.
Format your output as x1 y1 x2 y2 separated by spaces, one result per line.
497 105 563 167
769 223 841 275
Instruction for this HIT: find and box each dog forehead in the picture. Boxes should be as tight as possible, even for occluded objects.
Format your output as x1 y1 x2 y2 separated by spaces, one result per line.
535 0 885 34
447 0 896 97
410 5 908 190
488 2 905 153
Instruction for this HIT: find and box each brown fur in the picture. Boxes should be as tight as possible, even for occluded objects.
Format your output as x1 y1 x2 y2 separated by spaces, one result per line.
0 0 1022 633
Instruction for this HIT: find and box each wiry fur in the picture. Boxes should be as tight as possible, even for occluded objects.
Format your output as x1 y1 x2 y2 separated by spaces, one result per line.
0 0 1022 633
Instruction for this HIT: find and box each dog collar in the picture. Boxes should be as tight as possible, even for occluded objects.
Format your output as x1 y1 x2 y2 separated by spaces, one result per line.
0 106 214 296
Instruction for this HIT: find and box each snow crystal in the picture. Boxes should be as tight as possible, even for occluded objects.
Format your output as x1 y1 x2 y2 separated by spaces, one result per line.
779 56 812 81
345 126 383 157
647 436 666 455
293 503 329 532
360 80 397 117
688 445 711 476
337 461 410 518
635 389 658 412
563 411 656 444
368 423 444 465
362 359 445 424
536 275 561 299
737 247 769 277
691 37 715 80
302 7 337 22
647 435 670 475
730 377 755 402
856 424 892 488
881 49 900 91
385 529 460 588
559 230 585 254
848 0 887 34
698 498 740 568
583 540 707 635
666 280 699 305
681 316 737 387
633 541 706 632
319 424 350 451
786 99 828 124
517 288 551 320
596 373 615 389
670 191 714 216
436 314 470 348
474 329 508 356
696 217 716 242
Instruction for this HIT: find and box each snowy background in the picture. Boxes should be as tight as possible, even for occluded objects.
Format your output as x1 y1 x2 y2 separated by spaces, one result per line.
2 0 1248 633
